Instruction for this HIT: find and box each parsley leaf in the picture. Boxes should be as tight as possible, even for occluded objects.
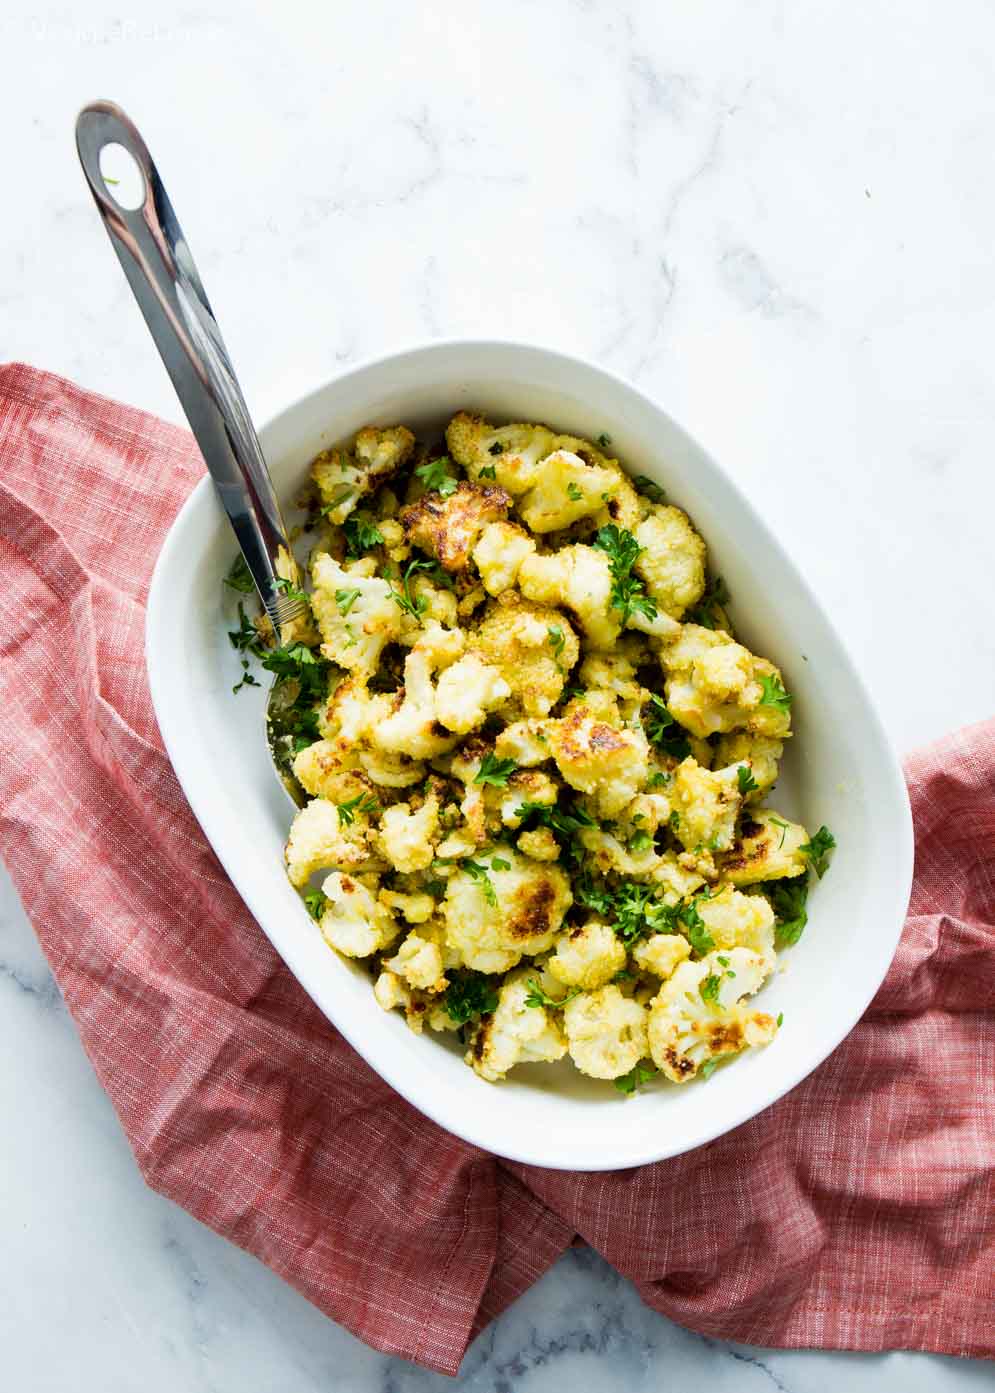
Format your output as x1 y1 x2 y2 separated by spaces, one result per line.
335 587 361 617
776 1011 784 1028
614 1060 657 1095
490 856 511 872
634 474 666 503
336 793 378 826
443 971 499 1025
699 1058 719 1081
487 441 505 456
646 770 671 790
474 753 517 787
699 973 722 1003
688 575 730 630
479 463 497 480
462 859 498 906
415 456 459 496
228 602 265 659
343 513 384 557
679 897 715 955
548 625 566 663
566 481 584 502
592 524 658 625
737 764 759 795
800 825 836 878
224 555 255 594
644 696 692 760
628 829 654 853
515 801 597 840
524 979 582 1010
596 432 612 449
303 889 328 920
274 575 308 605
759 674 793 711
389 558 433 621
768 873 809 946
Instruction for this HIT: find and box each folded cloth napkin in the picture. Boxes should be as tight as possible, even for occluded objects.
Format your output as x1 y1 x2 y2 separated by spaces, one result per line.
1 363 993 1377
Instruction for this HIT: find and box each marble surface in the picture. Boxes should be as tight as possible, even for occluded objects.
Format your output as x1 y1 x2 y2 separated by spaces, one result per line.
2 1 994 1388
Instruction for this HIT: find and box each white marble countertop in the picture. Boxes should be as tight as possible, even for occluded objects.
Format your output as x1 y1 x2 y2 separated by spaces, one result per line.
2 2 993 1388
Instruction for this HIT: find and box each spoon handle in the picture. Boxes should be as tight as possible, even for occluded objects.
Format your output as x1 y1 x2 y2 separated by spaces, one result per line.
75 100 304 631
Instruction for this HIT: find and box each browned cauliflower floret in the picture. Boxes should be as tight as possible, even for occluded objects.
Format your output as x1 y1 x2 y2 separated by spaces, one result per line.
317 871 400 958
372 626 464 760
660 624 793 740
434 653 511 734
562 986 649 1080
493 718 554 767
310 552 402 679
547 920 627 990
548 701 650 817
311 425 415 524
647 948 778 1082
633 505 706 619
668 758 743 855
516 826 560 861
443 845 572 973
578 636 650 708
400 480 512 572
633 932 692 979
518 543 620 649
471 595 578 717
465 970 568 1081
377 796 439 874
292 739 368 805
383 929 448 992
285 799 378 887
446 413 556 495
713 731 784 798
719 809 809 886
516 449 619 533
697 885 776 966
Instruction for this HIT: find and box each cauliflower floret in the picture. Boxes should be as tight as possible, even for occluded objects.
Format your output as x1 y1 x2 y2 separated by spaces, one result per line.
434 654 512 734
444 846 572 973
377 796 439 873
633 933 692 979
493 718 553 767
446 412 556 495
496 768 560 827
578 825 660 877
548 702 649 817
311 425 415 524
292 739 371 805
719 809 809 886
472 596 578 717
697 885 776 965
318 871 400 957
373 627 463 759
519 544 621 649
660 625 792 740
374 968 411 1013
319 676 392 745
400 481 511 572
516 449 618 533
547 920 627 991
379 889 436 923
649 850 707 903
562 986 649 1080
578 637 649 707
647 948 778 1082
633 505 706 619
547 432 644 532
466 970 568 1082
471 521 537 596
713 731 784 797
383 930 447 992
285 799 375 887
517 826 560 861
310 552 402 678
668 758 743 854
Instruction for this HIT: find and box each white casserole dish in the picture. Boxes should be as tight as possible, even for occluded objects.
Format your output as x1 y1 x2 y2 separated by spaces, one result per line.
146 340 914 1171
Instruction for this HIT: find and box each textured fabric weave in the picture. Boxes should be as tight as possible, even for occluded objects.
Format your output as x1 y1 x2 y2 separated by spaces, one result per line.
1 363 992 1376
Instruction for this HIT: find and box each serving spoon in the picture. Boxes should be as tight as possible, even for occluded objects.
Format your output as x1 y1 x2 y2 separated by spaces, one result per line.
76 100 308 805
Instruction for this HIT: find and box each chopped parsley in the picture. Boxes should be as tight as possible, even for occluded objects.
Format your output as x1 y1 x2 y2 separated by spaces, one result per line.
443 971 499 1025
228 602 265 659
668 809 681 833
768 873 809 946
303 889 328 920
596 432 612 449
474 753 517 787
800 825 836 878
767 814 789 848
614 1060 657 1095
274 575 308 605
758 673 793 712
334 587 361 617
776 1012 784 1028
343 513 384 557
592 524 658 625
487 441 505 456
548 625 566 663
688 575 730 630
389 557 434 621
415 456 459 496
523 979 582 1010
699 973 722 1003
515 800 597 843
699 1058 719 1081
490 856 511 872
628 829 654 854
479 463 497 480
566 481 584 502
679 897 714 955
224 555 255 594
646 770 671 790
634 474 666 503
644 696 692 759
336 793 378 826
737 764 759 795
462 859 498 906
232 660 260 694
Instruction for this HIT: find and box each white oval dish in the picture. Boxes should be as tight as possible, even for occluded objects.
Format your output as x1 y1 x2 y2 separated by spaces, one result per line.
146 340 913 1171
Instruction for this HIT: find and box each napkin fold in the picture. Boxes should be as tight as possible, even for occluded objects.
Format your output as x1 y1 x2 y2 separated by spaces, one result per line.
1 362 992 1377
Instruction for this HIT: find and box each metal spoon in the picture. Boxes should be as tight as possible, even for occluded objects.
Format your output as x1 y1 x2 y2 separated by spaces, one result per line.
76 100 306 805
